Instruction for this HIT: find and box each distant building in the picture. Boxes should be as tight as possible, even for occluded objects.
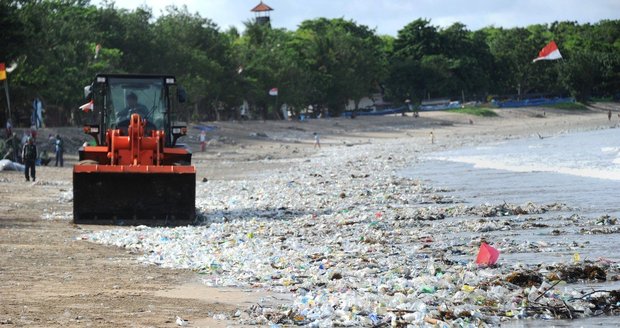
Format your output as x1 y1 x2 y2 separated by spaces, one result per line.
251 1 273 26
346 93 390 111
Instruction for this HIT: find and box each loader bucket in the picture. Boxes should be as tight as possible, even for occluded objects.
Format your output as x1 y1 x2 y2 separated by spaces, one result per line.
73 165 196 226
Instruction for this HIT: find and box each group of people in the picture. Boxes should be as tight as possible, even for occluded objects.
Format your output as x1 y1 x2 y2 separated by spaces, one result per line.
21 133 64 182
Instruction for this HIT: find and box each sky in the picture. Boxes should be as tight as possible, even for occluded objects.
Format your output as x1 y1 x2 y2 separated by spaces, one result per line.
109 0 620 35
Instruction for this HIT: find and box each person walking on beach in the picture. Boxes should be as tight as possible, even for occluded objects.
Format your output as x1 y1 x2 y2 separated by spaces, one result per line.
54 134 64 167
608 109 612 121
313 132 321 149
22 137 37 182
199 130 207 152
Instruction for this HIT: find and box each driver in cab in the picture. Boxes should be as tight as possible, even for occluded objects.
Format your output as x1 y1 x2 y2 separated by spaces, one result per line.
117 92 148 122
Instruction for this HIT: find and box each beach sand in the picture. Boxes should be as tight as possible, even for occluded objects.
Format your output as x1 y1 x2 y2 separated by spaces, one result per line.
1 105 618 327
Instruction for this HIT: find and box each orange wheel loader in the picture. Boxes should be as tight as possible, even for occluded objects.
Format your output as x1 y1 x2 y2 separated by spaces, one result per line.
73 74 196 226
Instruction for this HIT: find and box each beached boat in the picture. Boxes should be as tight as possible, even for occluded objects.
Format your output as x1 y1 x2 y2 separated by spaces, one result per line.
493 97 575 108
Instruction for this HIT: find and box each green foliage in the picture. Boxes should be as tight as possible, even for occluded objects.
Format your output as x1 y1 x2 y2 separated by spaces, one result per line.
1 1 619 125
151 6 238 120
388 21 495 102
5 0 98 124
448 107 498 117
291 18 387 115
0 1 26 61
233 22 306 119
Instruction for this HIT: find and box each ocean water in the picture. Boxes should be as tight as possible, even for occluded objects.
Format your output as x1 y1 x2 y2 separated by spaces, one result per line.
402 127 620 263
402 128 620 326
406 127 620 215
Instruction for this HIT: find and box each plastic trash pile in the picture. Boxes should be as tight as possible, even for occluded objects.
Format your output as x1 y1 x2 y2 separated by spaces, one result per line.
83 140 620 326
40 209 72 220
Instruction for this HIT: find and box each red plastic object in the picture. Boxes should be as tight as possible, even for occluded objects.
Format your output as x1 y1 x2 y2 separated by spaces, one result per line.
476 242 500 266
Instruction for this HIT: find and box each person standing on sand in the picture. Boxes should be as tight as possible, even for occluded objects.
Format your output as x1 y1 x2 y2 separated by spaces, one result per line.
30 125 38 141
21 131 30 149
22 137 37 182
54 134 64 167
199 130 207 152
5 132 19 162
430 131 435 144
5 119 12 138
313 132 321 149
608 109 612 121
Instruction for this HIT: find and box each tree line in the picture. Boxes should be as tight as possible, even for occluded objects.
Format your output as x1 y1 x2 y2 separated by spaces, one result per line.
1 0 619 126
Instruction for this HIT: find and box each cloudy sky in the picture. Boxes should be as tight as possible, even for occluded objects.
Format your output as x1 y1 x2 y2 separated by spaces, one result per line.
110 0 620 35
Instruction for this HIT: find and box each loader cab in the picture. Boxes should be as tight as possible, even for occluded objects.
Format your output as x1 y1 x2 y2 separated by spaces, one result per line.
87 74 185 147
108 78 165 131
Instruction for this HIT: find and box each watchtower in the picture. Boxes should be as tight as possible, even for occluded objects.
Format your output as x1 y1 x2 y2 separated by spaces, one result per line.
251 1 273 26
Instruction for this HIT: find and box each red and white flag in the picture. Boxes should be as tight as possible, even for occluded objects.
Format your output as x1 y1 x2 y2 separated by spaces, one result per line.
269 87 278 96
533 40 563 62
79 100 94 112
0 62 6 81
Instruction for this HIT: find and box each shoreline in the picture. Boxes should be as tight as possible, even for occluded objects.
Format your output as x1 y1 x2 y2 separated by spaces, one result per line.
184 108 615 185
1 105 620 327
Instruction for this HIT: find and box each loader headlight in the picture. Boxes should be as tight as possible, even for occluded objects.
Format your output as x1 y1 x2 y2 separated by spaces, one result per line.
172 127 186 135
96 76 106 83
165 77 176 85
84 124 101 135
171 125 187 147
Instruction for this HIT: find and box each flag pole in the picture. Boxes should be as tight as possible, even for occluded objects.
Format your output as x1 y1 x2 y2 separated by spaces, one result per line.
275 92 279 120
3 79 11 122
